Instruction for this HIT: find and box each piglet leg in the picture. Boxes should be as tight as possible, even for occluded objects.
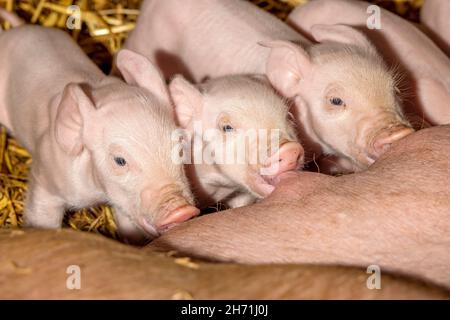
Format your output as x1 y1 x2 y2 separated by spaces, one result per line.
23 176 65 228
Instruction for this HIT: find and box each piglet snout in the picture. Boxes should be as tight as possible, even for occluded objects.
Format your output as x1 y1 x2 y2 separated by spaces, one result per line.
371 127 414 159
155 205 200 232
140 187 200 235
264 141 304 176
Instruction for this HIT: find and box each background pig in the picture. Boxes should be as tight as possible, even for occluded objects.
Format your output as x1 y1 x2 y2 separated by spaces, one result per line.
1 229 448 299
170 75 303 208
121 0 414 174
151 125 450 290
421 0 450 57
0 16 198 242
287 0 450 126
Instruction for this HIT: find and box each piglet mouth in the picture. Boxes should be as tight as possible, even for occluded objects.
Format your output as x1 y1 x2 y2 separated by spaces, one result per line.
140 205 200 235
139 217 160 239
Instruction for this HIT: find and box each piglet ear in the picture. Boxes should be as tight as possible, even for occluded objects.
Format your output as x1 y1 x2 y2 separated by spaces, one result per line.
55 84 94 156
260 40 311 98
169 75 203 128
311 24 376 52
116 49 170 105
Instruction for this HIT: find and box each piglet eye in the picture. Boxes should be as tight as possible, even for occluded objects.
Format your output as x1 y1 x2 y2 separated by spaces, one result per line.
330 97 345 107
114 156 127 167
222 124 234 132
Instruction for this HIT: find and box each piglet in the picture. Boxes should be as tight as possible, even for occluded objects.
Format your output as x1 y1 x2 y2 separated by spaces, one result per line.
287 0 450 126
122 0 413 173
169 75 303 208
0 11 199 242
116 5 304 208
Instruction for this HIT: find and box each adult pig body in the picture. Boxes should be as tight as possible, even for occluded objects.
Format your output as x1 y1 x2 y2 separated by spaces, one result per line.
152 125 450 289
0 25 198 241
0 229 448 299
124 0 304 81
169 75 303 208
287 0 450 126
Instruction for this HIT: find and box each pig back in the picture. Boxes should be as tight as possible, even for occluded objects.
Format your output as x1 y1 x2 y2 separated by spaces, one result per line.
0 26 103 151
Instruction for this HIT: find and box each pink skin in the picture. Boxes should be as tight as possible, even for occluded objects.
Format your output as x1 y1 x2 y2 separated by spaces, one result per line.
287 0 450 127
121 0 413 174
169 75 303 208
421 0 450 57
0 22 198 243
262 141 303 182
151 125 450 289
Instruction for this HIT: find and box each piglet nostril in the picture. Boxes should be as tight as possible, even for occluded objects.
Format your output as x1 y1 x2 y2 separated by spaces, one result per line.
140 217 160 238
261 142 303 177
277 142 303 170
